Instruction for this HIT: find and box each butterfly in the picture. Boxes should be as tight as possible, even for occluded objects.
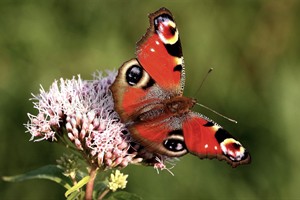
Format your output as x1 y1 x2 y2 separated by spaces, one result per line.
110 7 250 167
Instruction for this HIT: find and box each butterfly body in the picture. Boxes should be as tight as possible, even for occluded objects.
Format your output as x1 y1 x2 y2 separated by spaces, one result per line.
110 7 250 167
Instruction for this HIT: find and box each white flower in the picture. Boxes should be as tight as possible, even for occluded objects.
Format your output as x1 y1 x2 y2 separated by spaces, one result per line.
25 71 136 168
108 170 128 192
25 70 175 170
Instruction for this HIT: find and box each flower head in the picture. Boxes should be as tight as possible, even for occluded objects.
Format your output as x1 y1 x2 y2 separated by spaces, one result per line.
107 170 128 192
25 70 175 171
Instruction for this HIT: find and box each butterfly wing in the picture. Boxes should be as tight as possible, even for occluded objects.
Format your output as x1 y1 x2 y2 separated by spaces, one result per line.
136 7 185 94
127 114 188 157
182 113 251 167
111 7 185 122
110 59 159 122
126 111 250 167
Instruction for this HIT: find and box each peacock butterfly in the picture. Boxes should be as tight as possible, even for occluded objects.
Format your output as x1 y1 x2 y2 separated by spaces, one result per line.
110 7 250 167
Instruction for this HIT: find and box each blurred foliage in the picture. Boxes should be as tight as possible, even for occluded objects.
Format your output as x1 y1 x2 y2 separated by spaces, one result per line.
1 0 299 199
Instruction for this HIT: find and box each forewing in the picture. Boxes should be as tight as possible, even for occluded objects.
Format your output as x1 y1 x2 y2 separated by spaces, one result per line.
136 7 185 94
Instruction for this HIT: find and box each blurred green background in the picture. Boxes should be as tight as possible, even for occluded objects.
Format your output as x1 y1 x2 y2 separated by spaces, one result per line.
1 0 299 199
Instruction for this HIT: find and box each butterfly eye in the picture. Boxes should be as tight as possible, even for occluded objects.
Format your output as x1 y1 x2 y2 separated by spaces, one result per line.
154 14 178 46
120 59 154 89
126 65 143 86
163 132 188 157
163 138 186 152
220 138 247 161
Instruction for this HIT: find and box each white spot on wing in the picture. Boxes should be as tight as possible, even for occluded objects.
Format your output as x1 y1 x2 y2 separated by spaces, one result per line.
204 144 208 149
155 41 160 45
150 48 155 52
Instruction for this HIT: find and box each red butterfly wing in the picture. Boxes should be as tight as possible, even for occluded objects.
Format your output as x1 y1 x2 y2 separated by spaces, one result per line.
110 59 163 122
136 7 185 93
127 113 188 157
183 113 251 167
111 7 185 122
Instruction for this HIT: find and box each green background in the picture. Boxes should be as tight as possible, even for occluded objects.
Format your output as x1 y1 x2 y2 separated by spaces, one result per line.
1 0 299 199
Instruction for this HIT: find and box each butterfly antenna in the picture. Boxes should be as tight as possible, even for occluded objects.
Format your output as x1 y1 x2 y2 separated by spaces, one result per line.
194 68 213 97
196 102 238 123
196 68 213 94
194 68 237 123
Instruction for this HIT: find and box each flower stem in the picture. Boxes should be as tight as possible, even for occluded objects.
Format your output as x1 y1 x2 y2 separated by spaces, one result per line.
97 188 110 200
85 165 98 200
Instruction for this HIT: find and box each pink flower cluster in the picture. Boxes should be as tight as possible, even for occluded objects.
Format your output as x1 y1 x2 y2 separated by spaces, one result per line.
25 71 173 171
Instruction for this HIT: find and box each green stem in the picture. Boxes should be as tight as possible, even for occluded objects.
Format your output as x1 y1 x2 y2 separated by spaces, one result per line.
85 166 98 200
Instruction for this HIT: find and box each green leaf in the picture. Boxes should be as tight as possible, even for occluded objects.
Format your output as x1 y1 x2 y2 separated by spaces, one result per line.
106 191 142 200
94 181 109 197
66 190 85 200
2 164 72 189
65 175 90 197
